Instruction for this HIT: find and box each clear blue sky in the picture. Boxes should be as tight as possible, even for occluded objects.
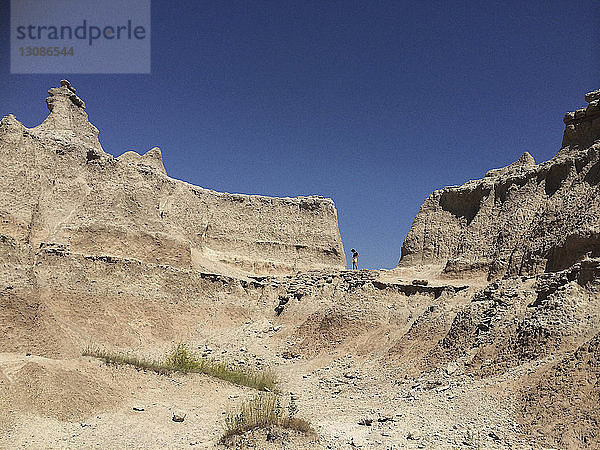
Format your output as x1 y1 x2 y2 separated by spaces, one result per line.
1 1 598 269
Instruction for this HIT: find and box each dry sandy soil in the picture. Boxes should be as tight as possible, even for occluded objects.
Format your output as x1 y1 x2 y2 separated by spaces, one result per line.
1 265 598 449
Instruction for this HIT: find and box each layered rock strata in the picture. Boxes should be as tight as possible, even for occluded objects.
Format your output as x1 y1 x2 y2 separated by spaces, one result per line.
399 89 600 280
0 80 346 275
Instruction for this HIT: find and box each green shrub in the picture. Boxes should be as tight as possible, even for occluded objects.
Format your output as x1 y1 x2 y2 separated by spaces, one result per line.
165 342 199 371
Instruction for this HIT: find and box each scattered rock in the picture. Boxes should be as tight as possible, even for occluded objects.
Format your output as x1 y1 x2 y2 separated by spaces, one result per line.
377 415 395 423
407 432 422 440
489 431 501 441
446 362 458 375
172 410 186 422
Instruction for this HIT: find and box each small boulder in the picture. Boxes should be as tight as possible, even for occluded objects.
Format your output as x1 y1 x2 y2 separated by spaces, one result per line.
446 362 458 375
488 431 501 441
172 410 186 422
407 432 422 440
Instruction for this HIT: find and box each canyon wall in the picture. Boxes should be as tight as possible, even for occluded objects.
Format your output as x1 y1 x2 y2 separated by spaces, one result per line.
399 89 600 280
0 81 346 276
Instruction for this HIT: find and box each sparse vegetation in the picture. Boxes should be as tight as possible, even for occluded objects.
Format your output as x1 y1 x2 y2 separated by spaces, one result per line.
83 346 171 375
463 428 482 449
221 392 313 440
84 343 277 391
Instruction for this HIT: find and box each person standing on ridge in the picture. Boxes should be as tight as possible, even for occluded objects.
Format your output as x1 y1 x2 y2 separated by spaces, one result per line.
351 249 359 270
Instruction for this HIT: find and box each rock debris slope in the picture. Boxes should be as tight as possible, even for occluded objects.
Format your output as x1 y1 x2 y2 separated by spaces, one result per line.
399 89 600 281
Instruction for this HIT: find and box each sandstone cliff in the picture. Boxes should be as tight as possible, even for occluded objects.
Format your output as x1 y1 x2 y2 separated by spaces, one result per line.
0 80 346 276
399 89 600 280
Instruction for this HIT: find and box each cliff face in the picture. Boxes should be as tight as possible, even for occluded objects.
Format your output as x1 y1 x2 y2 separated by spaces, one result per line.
399 89 600 280
1 82 599 449
0 81 346 275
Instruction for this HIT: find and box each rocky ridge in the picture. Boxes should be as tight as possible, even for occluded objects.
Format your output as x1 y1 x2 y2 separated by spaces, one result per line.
0 80 346 277
399 89 600 281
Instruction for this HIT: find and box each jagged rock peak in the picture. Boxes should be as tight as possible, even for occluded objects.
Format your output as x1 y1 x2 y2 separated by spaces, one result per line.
584 89 600 103
503 151 536 173
515 151 535 166
46 79 86 111
144 146 163 163
484 152 536 179
32 80 105 156
561 88 600 149
60 79 77 93
0 114 23 130
117 147 167 175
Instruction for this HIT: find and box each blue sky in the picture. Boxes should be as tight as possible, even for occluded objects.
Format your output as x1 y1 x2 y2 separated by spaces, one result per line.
1 1 598 269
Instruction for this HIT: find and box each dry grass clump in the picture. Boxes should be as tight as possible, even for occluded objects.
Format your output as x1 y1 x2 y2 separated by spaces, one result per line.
83 347 171 374
222 392 313 440
84 343 277 391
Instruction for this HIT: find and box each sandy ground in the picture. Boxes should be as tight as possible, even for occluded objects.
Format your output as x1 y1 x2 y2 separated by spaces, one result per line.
0 351 540 449
1 268 597 449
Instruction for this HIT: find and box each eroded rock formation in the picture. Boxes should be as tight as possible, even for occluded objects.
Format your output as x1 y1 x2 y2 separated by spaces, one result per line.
0 81 346 275
1 82 599 449
399 89 600 280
